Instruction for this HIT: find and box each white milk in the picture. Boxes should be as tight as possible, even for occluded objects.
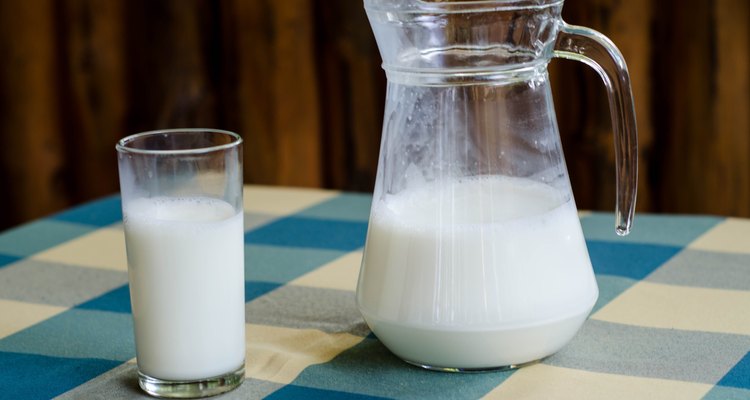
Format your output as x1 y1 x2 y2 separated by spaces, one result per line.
124 197 245 381
357 176 598 369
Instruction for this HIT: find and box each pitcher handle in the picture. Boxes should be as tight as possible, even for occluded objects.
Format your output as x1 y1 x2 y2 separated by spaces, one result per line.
553 23 638 236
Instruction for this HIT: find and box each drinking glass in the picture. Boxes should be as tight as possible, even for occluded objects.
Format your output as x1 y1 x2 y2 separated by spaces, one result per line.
116 129 245 397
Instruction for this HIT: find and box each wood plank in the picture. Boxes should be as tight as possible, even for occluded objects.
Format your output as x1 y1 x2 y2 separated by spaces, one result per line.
314 0 384 191
225 0 322 187
56 0 126 203
0 0 749 231
651 0 750 217
604 0 653 216
0 0 68 227
222 0 277 185
554 0 653 217
123 0 219 132
712 0 750 216
272 0 322 187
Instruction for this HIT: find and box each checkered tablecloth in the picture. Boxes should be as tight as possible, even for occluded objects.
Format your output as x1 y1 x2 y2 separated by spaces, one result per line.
0 185 748 399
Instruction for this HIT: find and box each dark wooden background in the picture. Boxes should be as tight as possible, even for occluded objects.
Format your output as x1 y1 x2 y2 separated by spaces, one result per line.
0 0 748 231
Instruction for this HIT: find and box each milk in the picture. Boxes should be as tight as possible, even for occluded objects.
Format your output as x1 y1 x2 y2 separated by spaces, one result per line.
123 197 245 380
357 176 598 369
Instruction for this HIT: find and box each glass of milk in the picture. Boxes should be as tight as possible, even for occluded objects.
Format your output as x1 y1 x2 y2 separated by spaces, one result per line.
116 129 245 397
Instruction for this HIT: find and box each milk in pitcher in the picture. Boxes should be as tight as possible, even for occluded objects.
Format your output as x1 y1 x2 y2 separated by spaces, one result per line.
357 176 598 369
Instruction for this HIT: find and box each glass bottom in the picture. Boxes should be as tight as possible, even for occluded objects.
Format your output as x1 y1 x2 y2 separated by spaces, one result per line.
138 364 245 398
404 358 542 373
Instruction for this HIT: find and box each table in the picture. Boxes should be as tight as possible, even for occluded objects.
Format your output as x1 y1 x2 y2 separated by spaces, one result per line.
0 185 748 399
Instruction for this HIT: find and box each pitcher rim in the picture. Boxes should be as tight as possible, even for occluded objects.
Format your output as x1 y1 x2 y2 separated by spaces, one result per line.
364 0 564 13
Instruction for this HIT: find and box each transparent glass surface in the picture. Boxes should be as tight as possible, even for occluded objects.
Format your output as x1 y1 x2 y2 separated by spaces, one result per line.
357 0 637 370
117 129 245 397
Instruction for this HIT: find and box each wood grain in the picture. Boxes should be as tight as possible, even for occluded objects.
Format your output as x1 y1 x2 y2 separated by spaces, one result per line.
0 0 748 231
56 0 126 203
0 0 67 228
654 0 750 216
552 0 653 214
315 0 384 191
224 0 322 187
712 0 749 216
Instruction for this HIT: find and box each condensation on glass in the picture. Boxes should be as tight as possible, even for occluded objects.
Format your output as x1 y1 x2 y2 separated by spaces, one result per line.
356 0 638 371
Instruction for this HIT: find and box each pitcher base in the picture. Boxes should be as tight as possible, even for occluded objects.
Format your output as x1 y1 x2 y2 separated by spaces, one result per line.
405 358 542 373
363 307 592 370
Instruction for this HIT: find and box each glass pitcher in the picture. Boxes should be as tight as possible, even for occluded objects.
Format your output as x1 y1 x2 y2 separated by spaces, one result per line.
356 0 638 371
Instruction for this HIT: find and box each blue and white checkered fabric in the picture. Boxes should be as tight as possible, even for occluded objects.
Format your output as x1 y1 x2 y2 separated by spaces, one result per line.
0 186 748 399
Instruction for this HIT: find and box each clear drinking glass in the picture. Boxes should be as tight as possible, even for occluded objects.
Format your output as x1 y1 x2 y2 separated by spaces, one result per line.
116 129 245 397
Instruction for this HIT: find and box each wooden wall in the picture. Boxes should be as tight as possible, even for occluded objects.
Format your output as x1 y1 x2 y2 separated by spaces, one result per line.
553 0 750 217
0 0 747 231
